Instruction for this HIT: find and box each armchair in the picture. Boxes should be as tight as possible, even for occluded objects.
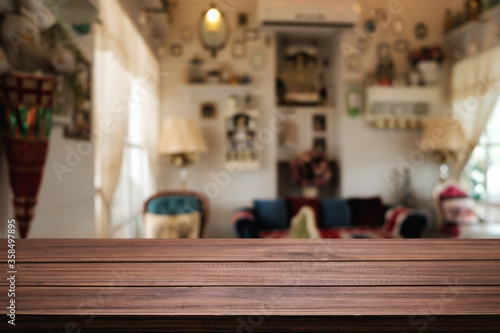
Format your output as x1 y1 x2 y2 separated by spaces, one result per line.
143 191 209 238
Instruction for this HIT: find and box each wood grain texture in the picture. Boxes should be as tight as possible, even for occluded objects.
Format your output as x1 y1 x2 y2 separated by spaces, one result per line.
6 315 500 332
2 239 500 262
1 239 499 332
5 260 500 286
7 286 500 316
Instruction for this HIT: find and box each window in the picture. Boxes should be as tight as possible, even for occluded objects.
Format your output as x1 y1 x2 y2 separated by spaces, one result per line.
464 102 500 223
111 79 154 238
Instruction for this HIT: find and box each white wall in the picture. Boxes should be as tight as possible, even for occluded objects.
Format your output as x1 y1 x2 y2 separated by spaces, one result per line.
158 0 461 237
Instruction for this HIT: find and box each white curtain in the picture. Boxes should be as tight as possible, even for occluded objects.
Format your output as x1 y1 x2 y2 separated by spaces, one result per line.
93 0 159 238
451 45 500 179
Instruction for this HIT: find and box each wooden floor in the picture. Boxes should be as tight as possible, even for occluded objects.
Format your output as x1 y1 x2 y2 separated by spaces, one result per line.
1 239 500 332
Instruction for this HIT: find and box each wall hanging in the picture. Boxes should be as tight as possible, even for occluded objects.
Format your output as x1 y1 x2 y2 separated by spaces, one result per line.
225 96 259 170
312 114 326 132
200 102 217 119
415 22 429 40
345 84 363 118
0 73 57 238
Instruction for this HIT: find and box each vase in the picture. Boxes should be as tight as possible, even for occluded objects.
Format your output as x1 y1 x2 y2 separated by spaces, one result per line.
3 136 49 238
418 60 441 85
302 186 319 198
0 72 56 238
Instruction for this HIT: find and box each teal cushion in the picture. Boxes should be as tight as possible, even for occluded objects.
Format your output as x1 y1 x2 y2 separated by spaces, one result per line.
254 199 288 230
146 196 203 215
320 199 351 228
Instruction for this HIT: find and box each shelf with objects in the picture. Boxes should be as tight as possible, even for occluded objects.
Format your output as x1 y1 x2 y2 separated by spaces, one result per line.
225 95 260 171
365 86 442 129
275 34 335 108
364 44 445 130
443 1 500 62
184 55 255 90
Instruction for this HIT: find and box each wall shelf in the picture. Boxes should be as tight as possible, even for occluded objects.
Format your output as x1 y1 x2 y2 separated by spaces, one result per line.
365 86 441 130
366 86 441 104
444 5 500 42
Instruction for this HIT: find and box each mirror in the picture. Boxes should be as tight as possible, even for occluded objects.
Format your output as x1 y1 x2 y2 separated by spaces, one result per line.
199 5 230 57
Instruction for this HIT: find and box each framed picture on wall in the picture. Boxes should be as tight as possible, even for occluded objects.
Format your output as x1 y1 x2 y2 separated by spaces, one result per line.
200 102 218 119
313 115 326 132
313 138 326 153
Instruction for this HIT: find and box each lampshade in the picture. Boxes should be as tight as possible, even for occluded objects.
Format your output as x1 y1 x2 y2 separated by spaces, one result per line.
157 118 208 156
419 119 467 152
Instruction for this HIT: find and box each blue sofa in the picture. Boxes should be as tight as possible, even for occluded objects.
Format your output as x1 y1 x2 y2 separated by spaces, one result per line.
232 197 428 239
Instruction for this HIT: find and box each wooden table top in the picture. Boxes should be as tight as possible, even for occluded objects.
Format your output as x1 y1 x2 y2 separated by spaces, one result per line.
2 239 500 332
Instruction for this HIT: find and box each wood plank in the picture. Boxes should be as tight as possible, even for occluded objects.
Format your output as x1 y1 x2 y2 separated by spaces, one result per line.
5 286 500 316
8 315 500 332
5 261 500 287
2 239 500 262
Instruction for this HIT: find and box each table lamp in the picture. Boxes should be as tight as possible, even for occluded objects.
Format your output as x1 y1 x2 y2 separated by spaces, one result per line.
418 119 467 181
157 118 208 189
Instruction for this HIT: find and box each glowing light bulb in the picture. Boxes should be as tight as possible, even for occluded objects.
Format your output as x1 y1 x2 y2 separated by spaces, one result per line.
206 8 221 23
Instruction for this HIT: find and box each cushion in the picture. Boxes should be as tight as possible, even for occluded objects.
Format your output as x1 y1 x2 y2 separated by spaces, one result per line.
347 197 385 227
286 197 320 226
144 211 201 238
254 199 288 230
383 206 410 238
319 199 351 228
146 196 203 215
289 206 320 239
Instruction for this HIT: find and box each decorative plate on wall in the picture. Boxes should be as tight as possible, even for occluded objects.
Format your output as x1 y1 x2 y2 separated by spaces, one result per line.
391 16 407 37
415 22 428 40
364 19 377 35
